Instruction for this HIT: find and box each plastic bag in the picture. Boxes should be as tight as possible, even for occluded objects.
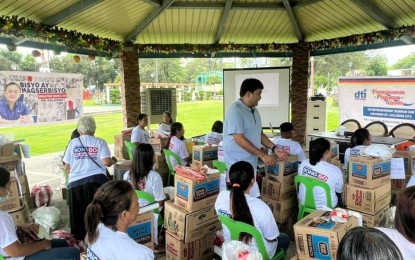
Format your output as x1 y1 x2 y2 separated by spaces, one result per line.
222 241 263 260
32 206 61 232
384 206 396 229
31 185 53 207
360 144 395 161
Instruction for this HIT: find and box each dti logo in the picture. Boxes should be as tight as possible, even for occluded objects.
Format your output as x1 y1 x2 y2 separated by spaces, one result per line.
354 89 367 100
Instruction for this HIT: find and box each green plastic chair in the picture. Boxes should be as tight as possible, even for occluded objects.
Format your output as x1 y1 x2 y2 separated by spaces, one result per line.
135 190 163 226
163 149 183 186
294 175 332 221
124 141 136 160
0 255 5 260
218 215 285 260
212 160 227 173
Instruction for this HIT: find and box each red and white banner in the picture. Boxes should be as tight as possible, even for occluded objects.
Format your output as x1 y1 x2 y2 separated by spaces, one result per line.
338 77 415 129
0 71 83 126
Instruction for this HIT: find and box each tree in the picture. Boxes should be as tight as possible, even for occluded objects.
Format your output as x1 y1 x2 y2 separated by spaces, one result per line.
365 54 388 76
19 55 41 71
391 53 415 69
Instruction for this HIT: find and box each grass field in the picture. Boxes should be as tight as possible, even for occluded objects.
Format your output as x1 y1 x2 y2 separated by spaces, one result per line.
1 100 339 156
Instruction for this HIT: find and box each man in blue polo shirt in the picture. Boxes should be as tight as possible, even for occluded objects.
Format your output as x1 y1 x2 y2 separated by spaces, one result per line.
0 82 32 124
223 78 288 197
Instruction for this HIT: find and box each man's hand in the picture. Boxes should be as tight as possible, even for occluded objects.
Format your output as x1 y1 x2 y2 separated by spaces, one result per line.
18 223 40 240
259 153 277 166
274 148 289 161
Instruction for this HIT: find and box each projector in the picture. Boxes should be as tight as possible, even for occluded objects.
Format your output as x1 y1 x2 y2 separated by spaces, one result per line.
344 131 354 137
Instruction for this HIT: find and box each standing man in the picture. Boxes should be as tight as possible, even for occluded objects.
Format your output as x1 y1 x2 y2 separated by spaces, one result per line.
223 78 288 197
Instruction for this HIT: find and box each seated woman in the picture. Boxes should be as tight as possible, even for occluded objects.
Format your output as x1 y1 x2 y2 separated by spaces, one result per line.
344 128 371 167
204 120 223 145
131 114 150 144
164 122 191 166
298 137 344 209
124 143 166 209
84 180 154 260
158 111 173 134
269 122 306 162
337 226 403 260
376 186 415 259
214 161 290 258
0 167 80 260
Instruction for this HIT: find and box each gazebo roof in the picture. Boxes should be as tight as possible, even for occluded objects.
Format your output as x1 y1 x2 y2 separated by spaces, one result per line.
1 0 414 57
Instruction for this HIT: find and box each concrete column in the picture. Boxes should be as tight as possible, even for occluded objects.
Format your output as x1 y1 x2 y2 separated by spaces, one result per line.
120 44 140 128
291 43 310 145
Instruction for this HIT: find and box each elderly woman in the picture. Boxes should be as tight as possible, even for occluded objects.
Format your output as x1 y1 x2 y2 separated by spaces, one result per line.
0 82 33 124
63 116 116 241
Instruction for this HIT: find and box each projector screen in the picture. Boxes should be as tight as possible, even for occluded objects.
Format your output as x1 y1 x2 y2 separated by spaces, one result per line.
223 67 291 129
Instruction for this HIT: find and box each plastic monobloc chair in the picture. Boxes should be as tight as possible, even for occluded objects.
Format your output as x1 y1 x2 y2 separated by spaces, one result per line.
212 160 227 173
135 190 163 226
294 175 332 220
163 149 183 186
218 215 285 260
124 141 136 160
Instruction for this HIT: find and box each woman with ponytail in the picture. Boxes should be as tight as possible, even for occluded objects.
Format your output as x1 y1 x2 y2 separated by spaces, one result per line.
298 138 344 209
163 122 191 166
344 128 371 168
84 180 154 260
215 161 290 258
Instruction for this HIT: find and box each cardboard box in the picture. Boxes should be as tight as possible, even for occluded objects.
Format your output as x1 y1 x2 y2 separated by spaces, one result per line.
149 137 168 153
7 202 29 225
18 174 29 195
192 145 218 164
294 210 358 260
261 196 298 223
346 183 391 214
348 157 391 189
166 231 216 260
113 160 131 180
393 150 415 175
261 175 296 201
0 154 22 175
0 142 14 156
164 201 221 243
174 172 220 212
114 134 131 159
127 211 154 250
391 175 411 191
265 155 298 184
361 205 389 228
0 176 21 212
391 189 403 206
191 160 214 168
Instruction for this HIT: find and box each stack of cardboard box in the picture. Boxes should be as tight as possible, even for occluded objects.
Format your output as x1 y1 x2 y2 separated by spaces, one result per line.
165 170 221 260
0 153 31 225
294 210 358 260
260 155 299 224
192 145 218 168
345 156 391 227
391 150 415 205
113 133 131 160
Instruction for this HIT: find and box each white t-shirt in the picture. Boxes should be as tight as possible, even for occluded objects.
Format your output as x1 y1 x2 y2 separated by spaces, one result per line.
269 137 306 161
344 145 366 168
377 227 415 260
88 223 154 260
131 126 149 144
218 141 224 162
298 159 344 209
123 170 166 207
0 211 24 260
158 123 171 133
204 132 223 145
168 136 189 166
214 190 279 259
63 135 112 184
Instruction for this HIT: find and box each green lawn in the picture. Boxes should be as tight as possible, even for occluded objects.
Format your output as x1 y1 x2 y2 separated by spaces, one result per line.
1 100 339 156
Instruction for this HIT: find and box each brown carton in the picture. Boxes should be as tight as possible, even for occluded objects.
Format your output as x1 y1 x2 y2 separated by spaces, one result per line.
348 157 391 189
7 202 29 225
265 155 298 184
261 196 297 223
393 150 415 175
127 211 154 250
164 201 220 243
174 172 220 212
166 231 216 260
0 142 14 156
261 175 296 201
391 175 411 191
294 210 358 260
361 205 389 228
391 189 403 206
346 183 391 214
113 160 131 180
0 176 21 212
149 137 168 153
114 134 131 159
192 145 218 166
0 154 22 175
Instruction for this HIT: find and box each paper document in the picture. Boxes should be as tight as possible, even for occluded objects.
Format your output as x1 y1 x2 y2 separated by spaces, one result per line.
391 158 405 179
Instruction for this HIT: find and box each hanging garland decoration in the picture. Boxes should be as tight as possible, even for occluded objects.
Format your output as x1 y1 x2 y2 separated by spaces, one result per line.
0 15 122 56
